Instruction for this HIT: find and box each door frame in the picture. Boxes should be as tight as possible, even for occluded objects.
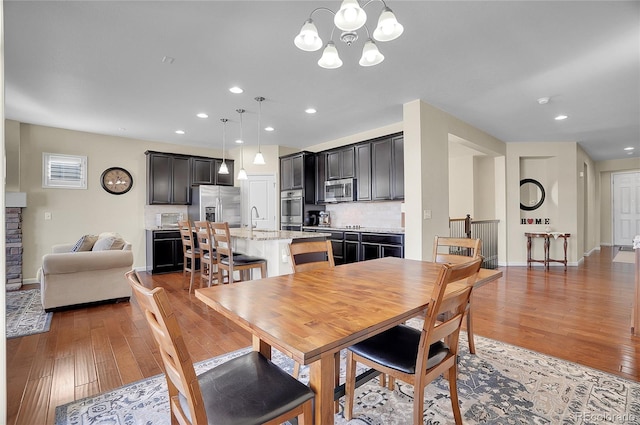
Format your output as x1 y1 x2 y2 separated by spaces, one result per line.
611 170 640 246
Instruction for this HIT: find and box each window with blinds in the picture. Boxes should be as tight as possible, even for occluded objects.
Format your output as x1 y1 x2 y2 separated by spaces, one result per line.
42 153 87 189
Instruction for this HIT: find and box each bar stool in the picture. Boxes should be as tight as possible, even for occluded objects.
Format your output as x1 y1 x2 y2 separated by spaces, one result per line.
210 221 267 283
178 220 200 293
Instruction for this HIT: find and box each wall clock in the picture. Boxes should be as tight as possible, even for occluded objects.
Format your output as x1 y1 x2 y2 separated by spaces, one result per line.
100 167 133 195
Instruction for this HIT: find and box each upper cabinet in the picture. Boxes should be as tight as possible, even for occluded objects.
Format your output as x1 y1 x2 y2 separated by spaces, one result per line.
312 133 403 204
326 146 355 180
355 143 372 201
280 152 316 204
147 151 234 205
372 135 404 201
147 152 191 205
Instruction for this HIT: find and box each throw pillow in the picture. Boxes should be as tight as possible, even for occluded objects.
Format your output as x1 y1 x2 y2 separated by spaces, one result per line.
71 234 99 252
92 236 126 251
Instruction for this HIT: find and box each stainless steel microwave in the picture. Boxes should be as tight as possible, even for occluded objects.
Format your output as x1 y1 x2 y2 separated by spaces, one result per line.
324 178 356 203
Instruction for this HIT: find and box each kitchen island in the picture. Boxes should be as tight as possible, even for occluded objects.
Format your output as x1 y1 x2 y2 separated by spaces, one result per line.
229 228 331 277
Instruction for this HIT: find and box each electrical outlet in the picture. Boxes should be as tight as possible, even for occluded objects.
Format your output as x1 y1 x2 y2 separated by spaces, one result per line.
423 209 432 220
44 212 52 220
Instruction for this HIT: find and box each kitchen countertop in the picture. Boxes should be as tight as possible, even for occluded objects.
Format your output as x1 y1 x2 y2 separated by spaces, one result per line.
302 226 405 234
230 228 331 241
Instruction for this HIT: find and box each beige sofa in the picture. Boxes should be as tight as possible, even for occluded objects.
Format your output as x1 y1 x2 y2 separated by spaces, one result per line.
39 239 134 311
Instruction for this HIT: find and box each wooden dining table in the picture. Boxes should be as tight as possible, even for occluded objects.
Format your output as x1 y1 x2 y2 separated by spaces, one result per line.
195 256 502 425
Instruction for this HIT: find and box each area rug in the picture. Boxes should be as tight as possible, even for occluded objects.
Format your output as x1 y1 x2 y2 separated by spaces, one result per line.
613 250 635 264
55 320 640 425
6 288 53 339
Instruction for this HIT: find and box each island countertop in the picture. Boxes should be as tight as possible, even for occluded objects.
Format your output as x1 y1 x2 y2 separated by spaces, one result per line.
229 228 331 241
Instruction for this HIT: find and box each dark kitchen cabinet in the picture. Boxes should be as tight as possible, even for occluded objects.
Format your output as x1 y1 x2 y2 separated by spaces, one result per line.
191 157 215 185
147 152 191 205
192 157 234 186
315 152 327 204
344 232 360 263
328 231 345 265
146 230 184 273
280 152 316 204
371 136 404 201
355 143 371 201
326 146 355 180
360 232 405 261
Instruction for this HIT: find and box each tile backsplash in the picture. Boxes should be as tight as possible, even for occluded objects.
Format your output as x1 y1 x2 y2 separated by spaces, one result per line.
324 201 403 229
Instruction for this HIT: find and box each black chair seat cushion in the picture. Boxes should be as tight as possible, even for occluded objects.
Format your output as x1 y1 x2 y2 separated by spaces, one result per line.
348 324 449 374
222 254 265 266
179 351 313 425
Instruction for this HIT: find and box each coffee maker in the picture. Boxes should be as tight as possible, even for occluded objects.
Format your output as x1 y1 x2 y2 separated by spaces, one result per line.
318 211 331 227
304 210 321 226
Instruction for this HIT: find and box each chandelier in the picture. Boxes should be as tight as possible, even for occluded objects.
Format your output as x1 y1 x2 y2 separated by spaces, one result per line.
294 0 404 69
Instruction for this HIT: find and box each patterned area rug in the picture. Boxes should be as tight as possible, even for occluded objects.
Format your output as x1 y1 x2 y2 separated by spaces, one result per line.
55 320 640 425
6 288 53 339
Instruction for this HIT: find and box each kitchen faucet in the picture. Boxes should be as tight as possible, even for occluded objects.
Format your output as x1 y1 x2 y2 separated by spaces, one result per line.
250 206 260 238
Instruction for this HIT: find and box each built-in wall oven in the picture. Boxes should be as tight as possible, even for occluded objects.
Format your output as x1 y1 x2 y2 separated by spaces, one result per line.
281 189 303 230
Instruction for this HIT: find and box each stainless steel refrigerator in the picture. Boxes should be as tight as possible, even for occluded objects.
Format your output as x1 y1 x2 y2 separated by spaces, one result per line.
187 185 242 228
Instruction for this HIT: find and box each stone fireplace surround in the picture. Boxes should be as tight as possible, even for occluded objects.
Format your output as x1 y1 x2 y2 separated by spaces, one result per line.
6 192 26 291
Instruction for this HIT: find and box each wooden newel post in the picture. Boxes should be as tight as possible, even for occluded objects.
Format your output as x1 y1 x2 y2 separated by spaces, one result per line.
464 214 472 239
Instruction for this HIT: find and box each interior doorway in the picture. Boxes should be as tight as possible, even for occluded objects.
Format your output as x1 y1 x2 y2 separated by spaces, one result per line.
240 174 277 230
612 171 640 246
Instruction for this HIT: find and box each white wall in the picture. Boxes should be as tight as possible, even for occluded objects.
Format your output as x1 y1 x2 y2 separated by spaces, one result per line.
448 155 474 218
1 2 7 420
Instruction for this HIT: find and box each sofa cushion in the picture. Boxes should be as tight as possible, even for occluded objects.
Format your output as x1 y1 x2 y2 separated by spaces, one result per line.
92 236 126 251
72 235 99 252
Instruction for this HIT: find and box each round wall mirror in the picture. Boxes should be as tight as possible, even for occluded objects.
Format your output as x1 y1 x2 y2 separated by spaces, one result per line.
520 178 545 211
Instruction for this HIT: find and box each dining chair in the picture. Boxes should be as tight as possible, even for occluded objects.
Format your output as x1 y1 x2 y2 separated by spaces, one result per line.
178 219 201 293
288 240 335 273
194 221 216 288
433 236 482 354
344 258 482 425
125 270 314 425
287 240 337 382
210 221 267 283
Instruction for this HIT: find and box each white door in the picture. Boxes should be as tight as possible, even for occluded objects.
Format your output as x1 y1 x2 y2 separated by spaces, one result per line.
240 174 277 230
612 171 640 246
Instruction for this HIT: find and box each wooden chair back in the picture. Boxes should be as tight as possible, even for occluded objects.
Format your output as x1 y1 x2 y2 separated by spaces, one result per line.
194 221 216 287
288 240 335 273
209 221 233 259
125 270 207 425
433 236 481 264
178 219 197 254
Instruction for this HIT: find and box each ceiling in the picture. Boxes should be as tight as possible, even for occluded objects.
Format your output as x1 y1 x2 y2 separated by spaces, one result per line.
4 1 639 162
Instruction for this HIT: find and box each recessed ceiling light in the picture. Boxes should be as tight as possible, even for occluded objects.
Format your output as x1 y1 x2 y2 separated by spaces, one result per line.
537 97 550 105
162 56 175 64
235 138 244 144
623 146 635 151
265 126 274 132
554 115 568 121
229 86 243 94
196 113 208 119
305 108 317 114
175 130 185 135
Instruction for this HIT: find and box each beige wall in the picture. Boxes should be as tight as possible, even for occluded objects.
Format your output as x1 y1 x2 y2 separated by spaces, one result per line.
596 157 640 245
449 155 474 218
5 119 20 191
403 100 507 261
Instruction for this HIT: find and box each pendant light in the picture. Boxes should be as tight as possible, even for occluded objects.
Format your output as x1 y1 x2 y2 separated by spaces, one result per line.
253 96 266 165
218 118 229 174
236 109 248 180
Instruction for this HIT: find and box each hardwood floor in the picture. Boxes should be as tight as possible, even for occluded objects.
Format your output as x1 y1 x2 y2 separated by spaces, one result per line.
6 246 638 425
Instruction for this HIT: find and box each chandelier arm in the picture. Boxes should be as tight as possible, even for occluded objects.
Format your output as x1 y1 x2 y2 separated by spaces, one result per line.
309 7 337 18
361 0 386 11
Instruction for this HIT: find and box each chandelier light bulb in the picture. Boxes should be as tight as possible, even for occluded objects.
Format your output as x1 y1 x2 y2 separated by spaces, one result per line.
318 42 343 69
359 39 384 66
334 0 367 31
373 7 404 42
294 19 323 51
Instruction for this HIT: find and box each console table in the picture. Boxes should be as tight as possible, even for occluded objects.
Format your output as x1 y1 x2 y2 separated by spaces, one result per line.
525 232 570 271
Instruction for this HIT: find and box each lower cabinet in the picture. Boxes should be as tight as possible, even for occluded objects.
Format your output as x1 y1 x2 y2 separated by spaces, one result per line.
344 232 360 263
146 230 184 274
360 233 405 261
